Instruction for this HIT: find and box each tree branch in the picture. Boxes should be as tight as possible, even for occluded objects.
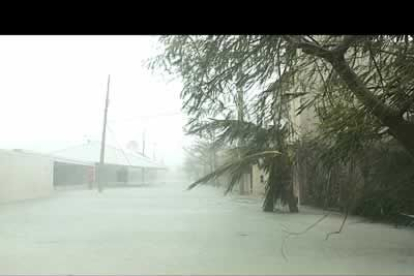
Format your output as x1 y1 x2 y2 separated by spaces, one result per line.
285 35 399 118
329 56 401 119
332 35 362 56
399 93 414 117
282 35 332 59
280 213 330 262
325 208 349 240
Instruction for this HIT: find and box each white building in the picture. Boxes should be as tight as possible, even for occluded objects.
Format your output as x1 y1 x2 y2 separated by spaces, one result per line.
0 149 54 203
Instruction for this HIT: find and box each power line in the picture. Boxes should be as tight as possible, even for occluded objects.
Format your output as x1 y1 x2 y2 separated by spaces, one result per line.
108 111 181 123
106 124 132 167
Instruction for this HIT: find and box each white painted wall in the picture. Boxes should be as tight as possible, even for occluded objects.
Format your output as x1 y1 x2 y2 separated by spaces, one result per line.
0 149 53 203
251 164 266 196
290 94 319 139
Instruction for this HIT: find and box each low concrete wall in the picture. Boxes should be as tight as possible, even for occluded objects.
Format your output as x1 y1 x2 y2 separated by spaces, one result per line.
0 149 54 203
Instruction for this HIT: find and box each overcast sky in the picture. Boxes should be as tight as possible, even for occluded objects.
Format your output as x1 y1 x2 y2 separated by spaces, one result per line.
0 35 190 167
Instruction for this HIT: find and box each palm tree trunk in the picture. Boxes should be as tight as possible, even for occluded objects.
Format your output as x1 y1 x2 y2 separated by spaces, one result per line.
263 183 274 212
262 161 276 212
287 190 299 213
236 76 247 195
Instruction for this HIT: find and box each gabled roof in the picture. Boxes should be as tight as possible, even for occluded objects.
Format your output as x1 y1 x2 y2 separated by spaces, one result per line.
50 141 166 169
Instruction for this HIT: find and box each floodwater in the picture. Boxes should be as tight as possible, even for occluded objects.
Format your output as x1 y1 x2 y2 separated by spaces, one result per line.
0 182 413 275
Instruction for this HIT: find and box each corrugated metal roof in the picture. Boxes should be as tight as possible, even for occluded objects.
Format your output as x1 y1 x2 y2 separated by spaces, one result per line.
0 148 94 166
50 141 166 169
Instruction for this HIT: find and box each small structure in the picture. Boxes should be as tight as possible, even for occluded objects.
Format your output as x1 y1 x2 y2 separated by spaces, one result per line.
50 141 166 187
52 156 94 187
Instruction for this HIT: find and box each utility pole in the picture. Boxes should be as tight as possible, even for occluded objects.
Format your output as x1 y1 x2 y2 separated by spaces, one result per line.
236 71 248 195
142 128 146 184
142 128 146 157
98 74 111 193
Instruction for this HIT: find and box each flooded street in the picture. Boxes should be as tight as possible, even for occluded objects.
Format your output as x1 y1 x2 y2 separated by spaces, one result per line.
0 183 413 275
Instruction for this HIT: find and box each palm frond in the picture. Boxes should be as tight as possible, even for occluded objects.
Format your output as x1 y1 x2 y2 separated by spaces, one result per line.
187 150 281 192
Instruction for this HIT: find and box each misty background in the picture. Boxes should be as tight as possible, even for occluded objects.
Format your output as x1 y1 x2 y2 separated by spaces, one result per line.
0 35 190 168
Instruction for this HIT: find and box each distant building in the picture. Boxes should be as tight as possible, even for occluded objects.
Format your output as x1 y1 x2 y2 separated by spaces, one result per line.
50 141 167 187
0 141 167 203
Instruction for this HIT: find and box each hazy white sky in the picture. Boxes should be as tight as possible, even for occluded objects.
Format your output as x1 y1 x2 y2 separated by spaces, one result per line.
0 35 190 167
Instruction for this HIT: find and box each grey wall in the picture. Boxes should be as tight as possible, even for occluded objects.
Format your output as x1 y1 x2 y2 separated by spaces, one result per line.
53 162 92 186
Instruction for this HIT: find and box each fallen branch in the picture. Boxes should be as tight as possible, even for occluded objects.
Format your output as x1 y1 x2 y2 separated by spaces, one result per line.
325 208 349 240
284 213 330 236
280 213 330 262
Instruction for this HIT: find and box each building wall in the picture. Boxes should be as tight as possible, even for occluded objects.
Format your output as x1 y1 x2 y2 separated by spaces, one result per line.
0 150 54 203
53 162 92 186
289 91 320 205
290 93 319 139
96 164 125 184
232 171 253 195
95 165 164 185
251 164 266 196
128 167 160 184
